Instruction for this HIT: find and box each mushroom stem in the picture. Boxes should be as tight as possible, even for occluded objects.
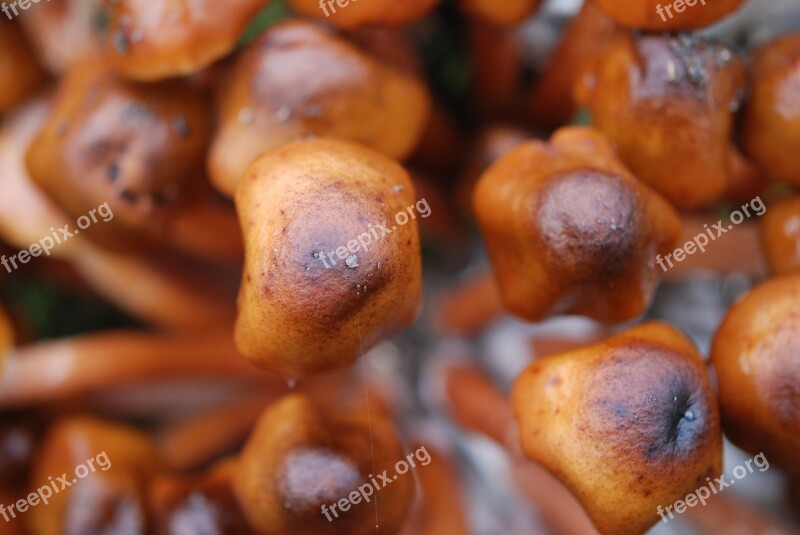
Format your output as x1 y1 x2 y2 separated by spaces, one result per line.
0 329 270 407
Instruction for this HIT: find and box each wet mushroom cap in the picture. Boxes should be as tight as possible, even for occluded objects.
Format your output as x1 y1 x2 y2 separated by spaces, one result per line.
473 126 681 323
512 321 722 535
233 394 414 535
25 60 212 252
27 417 161 535
741 34 800 186
577 33 746 209
234 137 422 378
101 0 271 81
711 275 800 474
209 20 431 197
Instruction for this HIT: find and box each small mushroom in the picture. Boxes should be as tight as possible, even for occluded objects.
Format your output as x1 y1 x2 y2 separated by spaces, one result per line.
100 0 271 81
761 196 800 275
577 33 746 208
711 274 800 474
209 21 431 197
27 416 160 535
233 394 414 535
26 60 213 253
742 34 800 185
473 126 681 323
235 138 422 378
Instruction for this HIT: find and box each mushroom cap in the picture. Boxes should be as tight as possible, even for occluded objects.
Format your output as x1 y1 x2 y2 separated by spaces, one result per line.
234 137 422 378
209 21 431 197
0 20 46 114
26 60 212 252
742 34 800 185
101 0 270 81
288 0 440 29
591 0 747 30
27 417 160 535
512 321 722 535
473 126 681 323
578 33 746 209
233 394 414 535
711 275 800 474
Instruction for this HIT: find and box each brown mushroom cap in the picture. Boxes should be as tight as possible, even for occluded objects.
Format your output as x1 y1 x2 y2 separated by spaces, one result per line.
26 60 212 253
0 21 46 114
473 126 681 323
27 417 161 535
233 394 414 535
101 0 270 81
512 321 722 535
288 0 440 29
590 0 747 30
0 304 12 365
741 34 800 185
711 275 800 474
579 33 746 209
234 138 422 378
209 21 431 197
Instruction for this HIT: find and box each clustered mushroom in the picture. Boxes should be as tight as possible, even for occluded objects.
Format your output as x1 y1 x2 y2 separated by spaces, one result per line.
0 1 799 534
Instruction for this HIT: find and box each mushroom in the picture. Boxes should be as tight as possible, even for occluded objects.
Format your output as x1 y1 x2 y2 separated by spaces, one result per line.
473 126 681 323
0 97 237 329
577 33 746 208
233 394 414 535
0 329 270 408
209 21 431 197
711 274 800 474
590 0 747 30
235 138 422 378
26 416 160 535
26 60 215 254
741 34 800 185
100 0 271 81
288 0 439 29
511 322 722 535
0 20 46 115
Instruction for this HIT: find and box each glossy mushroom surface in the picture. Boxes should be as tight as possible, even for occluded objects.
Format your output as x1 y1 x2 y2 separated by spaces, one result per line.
711 275 800 474
235 138 422 377
473 126 681 323
209 21 430 197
